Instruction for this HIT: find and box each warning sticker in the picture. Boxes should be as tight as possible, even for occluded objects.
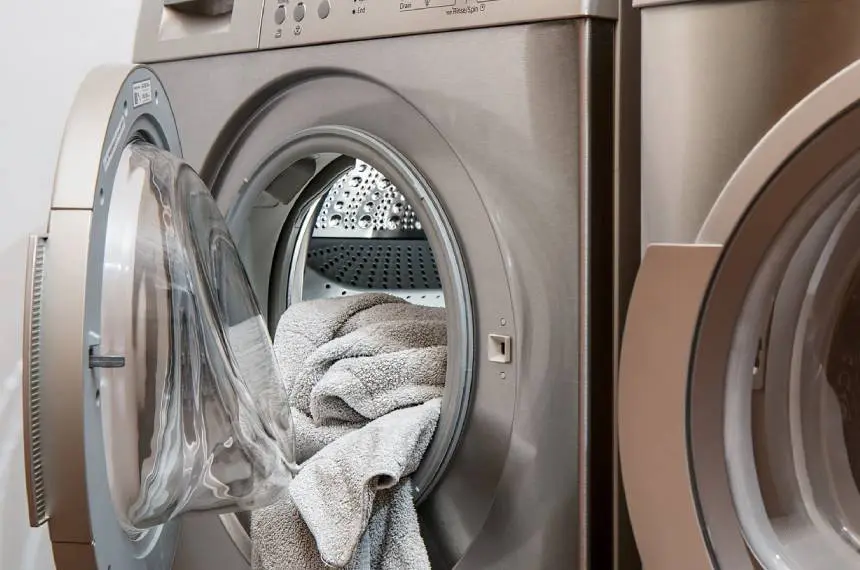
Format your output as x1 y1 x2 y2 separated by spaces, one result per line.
132 80 153 108
102 115 127 172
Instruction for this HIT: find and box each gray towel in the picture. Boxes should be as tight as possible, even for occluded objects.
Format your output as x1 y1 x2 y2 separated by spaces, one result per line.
252 401 439 570
274 293 446 463
251 484 426 570
252 293 446 569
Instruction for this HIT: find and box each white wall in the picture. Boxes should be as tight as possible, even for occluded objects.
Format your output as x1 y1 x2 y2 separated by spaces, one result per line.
0 3 141 568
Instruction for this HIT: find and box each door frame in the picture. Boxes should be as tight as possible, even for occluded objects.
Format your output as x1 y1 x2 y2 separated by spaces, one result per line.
23 65 182 569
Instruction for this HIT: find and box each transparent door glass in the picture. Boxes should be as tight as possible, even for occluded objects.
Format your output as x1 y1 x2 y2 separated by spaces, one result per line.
98 142 296 535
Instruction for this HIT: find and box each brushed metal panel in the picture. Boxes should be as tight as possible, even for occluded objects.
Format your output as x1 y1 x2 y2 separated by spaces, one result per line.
641 0 860 247
700 59 860 244
258 0 617 50
134 0 264 63
150 20 616 570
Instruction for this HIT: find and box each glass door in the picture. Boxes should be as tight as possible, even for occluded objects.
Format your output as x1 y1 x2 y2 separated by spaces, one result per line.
23 65 296 570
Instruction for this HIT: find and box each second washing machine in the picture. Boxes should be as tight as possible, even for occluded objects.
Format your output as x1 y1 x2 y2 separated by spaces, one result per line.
620 1 860 569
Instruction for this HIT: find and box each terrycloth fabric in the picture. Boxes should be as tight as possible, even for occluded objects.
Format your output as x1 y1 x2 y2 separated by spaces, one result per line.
273 293 446 463
252 293 446 569
251 483 427 570
252 401 439 570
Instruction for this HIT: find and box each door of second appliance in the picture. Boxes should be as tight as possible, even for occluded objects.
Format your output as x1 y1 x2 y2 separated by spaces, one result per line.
21 65 298 570
619 58 860 570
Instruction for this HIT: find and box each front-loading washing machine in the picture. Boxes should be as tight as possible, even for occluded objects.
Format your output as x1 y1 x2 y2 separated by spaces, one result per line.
22 1 642 569
619 1 860 569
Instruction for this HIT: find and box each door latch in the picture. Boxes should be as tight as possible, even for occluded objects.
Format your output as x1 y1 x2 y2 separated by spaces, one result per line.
89 345 126 369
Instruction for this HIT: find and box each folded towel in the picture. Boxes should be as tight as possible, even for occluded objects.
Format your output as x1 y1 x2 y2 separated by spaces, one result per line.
252 293 446 569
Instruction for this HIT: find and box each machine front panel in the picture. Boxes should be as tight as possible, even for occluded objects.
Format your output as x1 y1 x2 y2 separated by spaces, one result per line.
151 19 612 570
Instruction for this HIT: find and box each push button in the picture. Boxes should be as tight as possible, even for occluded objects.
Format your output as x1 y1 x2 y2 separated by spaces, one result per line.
274 4 286 24
294 2 306 21
318 0 331 19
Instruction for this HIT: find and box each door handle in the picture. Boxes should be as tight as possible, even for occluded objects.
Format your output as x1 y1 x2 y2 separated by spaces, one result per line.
164 0 234 16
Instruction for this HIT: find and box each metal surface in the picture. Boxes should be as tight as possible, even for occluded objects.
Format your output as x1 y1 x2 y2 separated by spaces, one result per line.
640 0 860 248
235 153 354 323
306 240 441 289
87 352 126 369
302 239 446 307
135 0 618 62
313 161 424 238
698 50 860 244
258 0 618 51
134 0 262 62
23 234 48 528
301 158 444 307
631 10 860 562
149 20 611 570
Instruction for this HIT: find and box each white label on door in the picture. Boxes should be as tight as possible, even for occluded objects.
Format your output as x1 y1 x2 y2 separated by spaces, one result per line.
102 115 127 172
132 80 153 108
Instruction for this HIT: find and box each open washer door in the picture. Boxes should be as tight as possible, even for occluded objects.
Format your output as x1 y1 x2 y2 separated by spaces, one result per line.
619 58 860 570
22 65 297 569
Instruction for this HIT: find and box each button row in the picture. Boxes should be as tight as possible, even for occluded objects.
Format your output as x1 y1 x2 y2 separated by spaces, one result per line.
274 1 330 25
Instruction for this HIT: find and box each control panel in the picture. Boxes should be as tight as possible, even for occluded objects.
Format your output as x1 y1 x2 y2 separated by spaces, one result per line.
134 0 616 62
259 0 617 50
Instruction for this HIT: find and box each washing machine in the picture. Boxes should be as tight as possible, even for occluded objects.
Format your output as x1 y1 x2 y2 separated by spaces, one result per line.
22 1 642 569
619 1 860 569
